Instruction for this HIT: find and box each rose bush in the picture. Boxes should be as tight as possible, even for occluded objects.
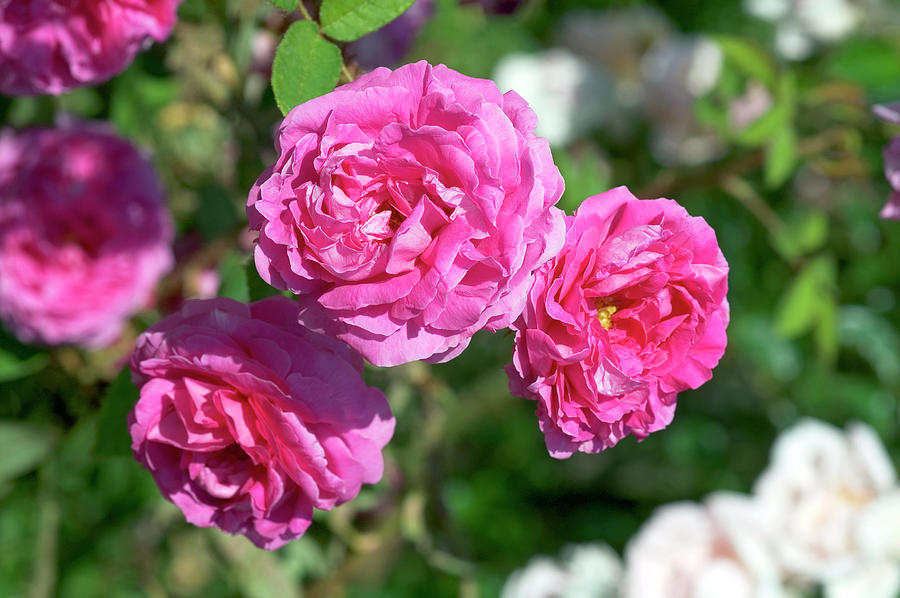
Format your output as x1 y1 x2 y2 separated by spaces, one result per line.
248 60 565 367
0 0 182 96
0 124 172 347
507 186 728 457
128 297 395 550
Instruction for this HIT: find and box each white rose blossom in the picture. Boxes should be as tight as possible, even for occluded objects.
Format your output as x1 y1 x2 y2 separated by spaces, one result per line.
754 419 900 597
493 49 611 147
623 493 793 598
502 543 622 598
743 0 862 59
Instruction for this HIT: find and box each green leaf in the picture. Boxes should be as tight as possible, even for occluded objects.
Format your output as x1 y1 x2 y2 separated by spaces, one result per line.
771 211 829 262
94 368 140 458
320 0 416 42
271 20 342 115
713 36 776 88
764 125 798 188
815 297 839 365
826 38 900 100
218 251 250 302
0 328 48 383
0 421 57 485
268 0 296 9
246 260 285 302
774 256 837 339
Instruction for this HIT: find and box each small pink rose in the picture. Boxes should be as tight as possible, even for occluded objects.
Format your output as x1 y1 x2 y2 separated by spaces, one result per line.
129 297 395 550
507 186 729 458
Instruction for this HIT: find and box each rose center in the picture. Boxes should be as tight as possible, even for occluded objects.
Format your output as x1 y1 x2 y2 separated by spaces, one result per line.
595 301 618 330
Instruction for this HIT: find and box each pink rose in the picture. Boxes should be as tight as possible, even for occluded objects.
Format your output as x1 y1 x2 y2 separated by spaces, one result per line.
506 186 728 458
0 125 173 347
129 297 395 550
874 102 900 220
248 61 565 367
0 0 182 96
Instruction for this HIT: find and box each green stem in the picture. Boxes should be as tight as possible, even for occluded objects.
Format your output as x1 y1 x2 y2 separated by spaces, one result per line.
29 464 60 598
296 1 313 21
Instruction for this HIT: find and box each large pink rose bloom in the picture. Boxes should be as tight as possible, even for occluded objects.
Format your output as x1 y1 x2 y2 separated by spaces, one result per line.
248 60 565 367
0 125 173 347
129 297 395 550
0 0 182 96
507 186 728 458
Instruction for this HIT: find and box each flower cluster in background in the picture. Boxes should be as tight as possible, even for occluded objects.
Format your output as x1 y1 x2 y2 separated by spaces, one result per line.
0 0 183 95
504 419 900 598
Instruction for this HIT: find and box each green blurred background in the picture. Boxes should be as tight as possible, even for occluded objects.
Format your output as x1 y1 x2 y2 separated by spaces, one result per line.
2 0 900 596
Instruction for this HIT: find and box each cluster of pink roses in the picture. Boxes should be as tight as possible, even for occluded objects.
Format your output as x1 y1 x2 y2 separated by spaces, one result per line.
129 61 730 549
0 0 730 550
246 61 729 464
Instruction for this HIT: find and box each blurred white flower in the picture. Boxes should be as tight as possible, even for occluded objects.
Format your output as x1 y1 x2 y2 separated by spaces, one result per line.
558 6 672 109
623 493 792 598
824 560 900 598
502 543 623 598
754 419 900 593
641 37 724 165
493 49 611 147
744 0 861 59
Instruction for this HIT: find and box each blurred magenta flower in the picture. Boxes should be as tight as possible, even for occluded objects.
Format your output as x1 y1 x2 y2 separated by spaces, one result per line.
0 0 182 96
507 186 729 458
462 0 525 14
346 0 434 70
129 297 395 550
0 125 173 347
248 61 565 366
874 102 900 220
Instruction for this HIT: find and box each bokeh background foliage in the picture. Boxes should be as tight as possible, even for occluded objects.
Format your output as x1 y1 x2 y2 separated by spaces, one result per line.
1 0 900 596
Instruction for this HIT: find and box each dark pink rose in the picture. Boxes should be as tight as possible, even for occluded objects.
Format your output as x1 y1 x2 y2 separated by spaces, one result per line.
506 186 728 458
248 61 565 366
874 102 900 220
0 0 182 96
0 125 173 347
129 297 395 550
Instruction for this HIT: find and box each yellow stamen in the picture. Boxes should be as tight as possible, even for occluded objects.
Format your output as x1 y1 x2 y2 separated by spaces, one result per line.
596 304 617 330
